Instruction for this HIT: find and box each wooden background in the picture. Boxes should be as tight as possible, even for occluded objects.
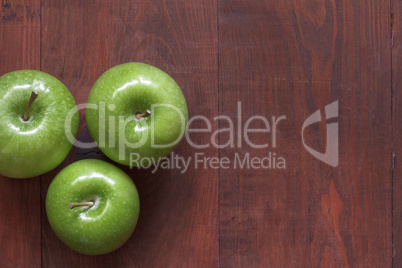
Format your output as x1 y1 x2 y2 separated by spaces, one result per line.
0 0 399 267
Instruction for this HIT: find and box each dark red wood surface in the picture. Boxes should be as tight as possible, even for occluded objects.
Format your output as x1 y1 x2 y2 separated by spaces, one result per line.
218 0 392 267
393 0 402 266
0 0 399 267
38 1 218 267
0 1 41 267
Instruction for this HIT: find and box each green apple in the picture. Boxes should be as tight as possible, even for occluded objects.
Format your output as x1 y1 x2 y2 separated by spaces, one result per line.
0 70 78 178
46 159 140 255
86 62 188 167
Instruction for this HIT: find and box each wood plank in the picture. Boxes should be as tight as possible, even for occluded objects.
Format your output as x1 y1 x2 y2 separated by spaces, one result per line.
218 0 392 267
0 0 41 267
40 0 218 266
392 0 402 266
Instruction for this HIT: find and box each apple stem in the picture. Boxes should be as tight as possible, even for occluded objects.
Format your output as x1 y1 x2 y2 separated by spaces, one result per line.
68 202 94 209
23 91 38 121
136 109 151 119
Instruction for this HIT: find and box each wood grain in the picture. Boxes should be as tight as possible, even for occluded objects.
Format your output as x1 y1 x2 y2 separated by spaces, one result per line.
393 0 402 266
218 0 392 267
39 0 218 267
0 1 41 267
